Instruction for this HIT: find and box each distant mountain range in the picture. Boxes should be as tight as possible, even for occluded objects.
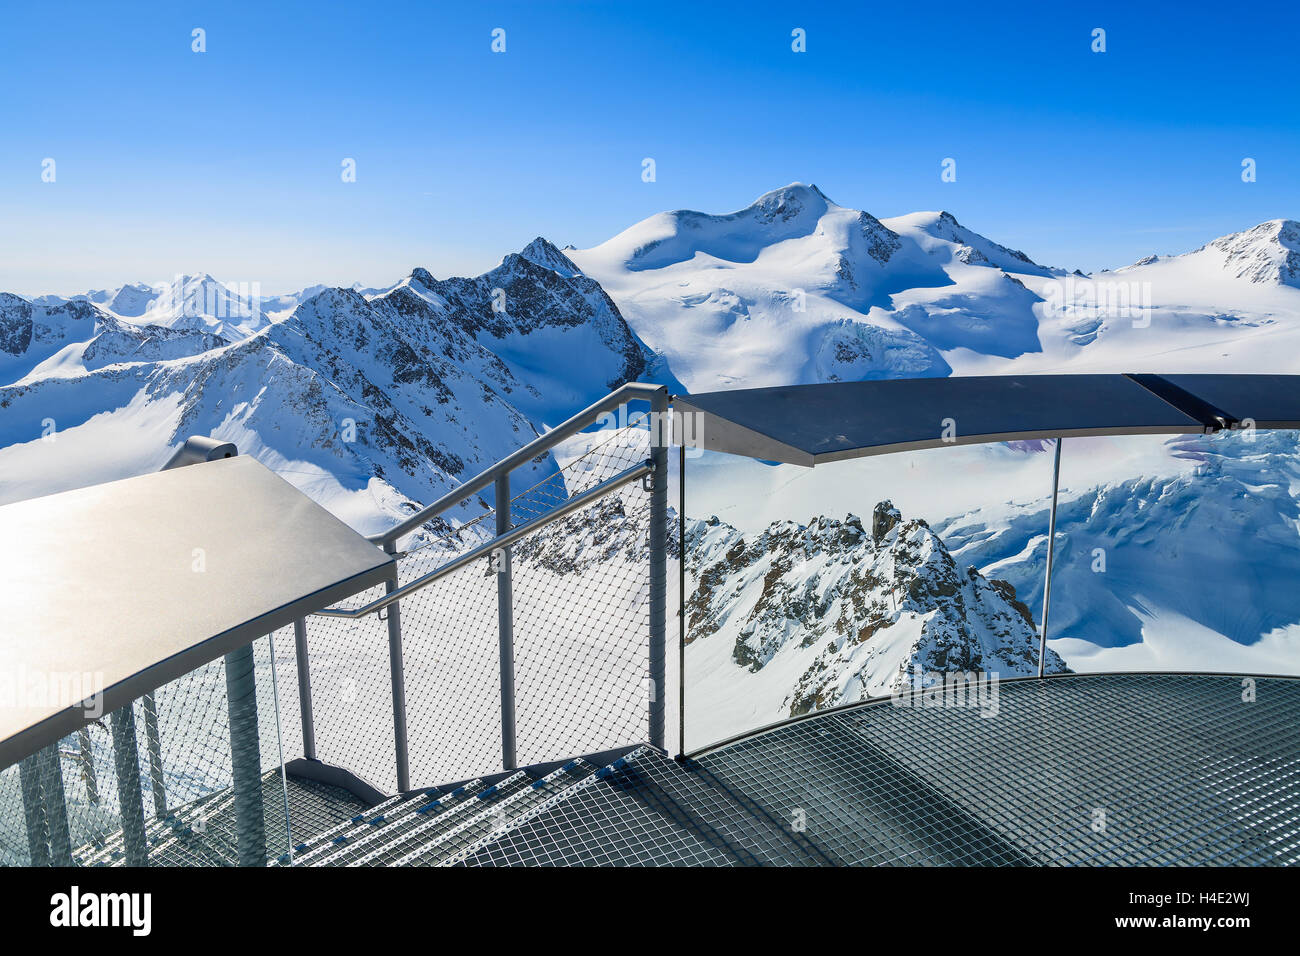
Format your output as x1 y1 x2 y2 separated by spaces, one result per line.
0 239 656 539
3 184 1298 737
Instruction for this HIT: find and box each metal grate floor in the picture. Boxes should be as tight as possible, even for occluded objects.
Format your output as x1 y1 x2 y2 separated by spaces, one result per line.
56 674 1300 866
72 771 367 866
463 673 1300 866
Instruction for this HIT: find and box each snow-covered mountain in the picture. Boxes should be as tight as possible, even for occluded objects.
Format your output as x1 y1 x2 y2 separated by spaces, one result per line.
569 183 1068 390
0 244 656 540
5 185 1300 741
571 185 1300 388
568 184 1300 739
372 239 663 420
933 429 1300 675
1185 218 1300 287
34 273 277 340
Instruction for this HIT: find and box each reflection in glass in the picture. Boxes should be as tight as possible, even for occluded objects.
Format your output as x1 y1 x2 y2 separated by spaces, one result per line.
683 441 1055 750
682 429 1300 751
1038 430 1300 676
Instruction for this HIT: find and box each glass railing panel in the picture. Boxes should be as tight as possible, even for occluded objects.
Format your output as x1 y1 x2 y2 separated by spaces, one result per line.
682 440 1058 752
1042 429 1300 676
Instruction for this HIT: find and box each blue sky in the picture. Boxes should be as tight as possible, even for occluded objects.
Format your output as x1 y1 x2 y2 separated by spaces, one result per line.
1 1 1296 295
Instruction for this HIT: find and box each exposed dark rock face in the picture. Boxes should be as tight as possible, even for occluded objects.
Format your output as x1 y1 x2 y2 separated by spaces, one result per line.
0 293 33 355
872 500 902 545
405 239 650 390
684 503 1068 717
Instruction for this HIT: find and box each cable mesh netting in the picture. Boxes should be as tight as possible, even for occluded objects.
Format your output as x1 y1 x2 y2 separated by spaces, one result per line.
399 554 503 786
0 633 302 866
404 423 655 784
301 583 403 792
296 419 659 790
511 486 651 766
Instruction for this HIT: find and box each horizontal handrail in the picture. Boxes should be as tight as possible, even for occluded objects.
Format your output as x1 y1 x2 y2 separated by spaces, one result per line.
315 459 653 620
370 381 667 548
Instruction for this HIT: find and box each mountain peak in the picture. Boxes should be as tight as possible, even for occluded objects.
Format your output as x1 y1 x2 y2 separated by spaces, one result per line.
518 237 582 278
752 181 830 202
1197 218 1300 286
743 182 833 223
883 210 1050 276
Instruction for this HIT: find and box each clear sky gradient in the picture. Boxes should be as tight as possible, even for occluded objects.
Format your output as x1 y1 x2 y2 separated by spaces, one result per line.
1 0 1296 295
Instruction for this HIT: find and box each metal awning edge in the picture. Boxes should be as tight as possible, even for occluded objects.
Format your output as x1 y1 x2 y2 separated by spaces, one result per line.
670 373 1300 465
674 397 814 467
0 558 394 770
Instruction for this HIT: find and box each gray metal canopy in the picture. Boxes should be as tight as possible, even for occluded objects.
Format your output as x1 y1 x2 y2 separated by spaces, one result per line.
673 373 1300 466
0 455 394 767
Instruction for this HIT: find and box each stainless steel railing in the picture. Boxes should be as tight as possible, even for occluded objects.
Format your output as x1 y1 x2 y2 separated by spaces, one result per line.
6 383 673 866
298 382 671 790
312 462 653 620
370 381 668 550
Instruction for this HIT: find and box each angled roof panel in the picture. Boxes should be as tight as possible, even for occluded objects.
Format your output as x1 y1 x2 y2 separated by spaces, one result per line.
0 455 394 767
675 374 1216 465
1157 373 1300 429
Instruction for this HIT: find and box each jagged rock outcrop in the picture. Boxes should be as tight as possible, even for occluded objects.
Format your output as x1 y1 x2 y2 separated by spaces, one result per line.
685 504 1067 718
1201 219 1300 286
872 500 901 544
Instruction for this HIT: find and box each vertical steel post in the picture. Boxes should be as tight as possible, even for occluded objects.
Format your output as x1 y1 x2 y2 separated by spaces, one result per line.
224 644 266 867
1038 438 1063 679
18 753 50 866
78 728 98 805
495 474 518 771
141 692 167 817
35 745 73 866
647 388 669 752
678 442 687 759
383 540 410 793
293 618 316 760
110 704 149 867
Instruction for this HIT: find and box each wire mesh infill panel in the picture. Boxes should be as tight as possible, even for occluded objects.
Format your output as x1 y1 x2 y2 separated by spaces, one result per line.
382 419 657 788
399 555 503 787
1 633 302 867
512 488 652 767
302 582 402 793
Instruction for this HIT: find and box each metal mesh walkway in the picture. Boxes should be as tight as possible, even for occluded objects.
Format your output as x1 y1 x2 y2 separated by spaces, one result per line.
462 673 1300 866
70 772 366 866
693 673 1300 867
46 674 1300 866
